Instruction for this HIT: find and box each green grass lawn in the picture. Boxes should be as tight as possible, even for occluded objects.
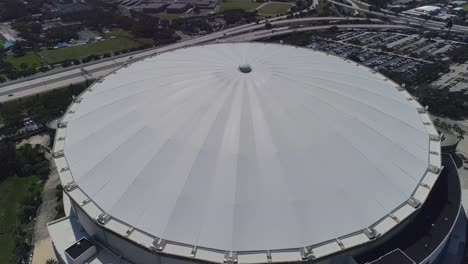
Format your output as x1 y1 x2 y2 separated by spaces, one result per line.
219 0 261 11
38 37 149 64
464 4 468 11
0 176 40 263
104 28 134 38
5 51 45 70
104 29 154 46
258 2 293 14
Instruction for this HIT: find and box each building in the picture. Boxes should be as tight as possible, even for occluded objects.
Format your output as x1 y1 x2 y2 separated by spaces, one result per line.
438 127 460 153
414 5 442 14
451 1 468 7
196 0 219 10
140 3 169 13
453 7 466 14
119 0 218 13
3 40 15 50
55 3 91 14
48 43 465 264
166 3 191 13
403 5 442 17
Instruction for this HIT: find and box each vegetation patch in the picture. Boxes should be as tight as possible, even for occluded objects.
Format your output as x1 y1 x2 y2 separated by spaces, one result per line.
38 37 148 64
258 2 293 15
0 142 50 263
410 85 468 119
5 52 45 71
0 175 40 264
0 82 90 262
0 35 6 48
104 28 135 38
219 0 261 12
155 12 183 21
0 81 89 126
104 29 154 45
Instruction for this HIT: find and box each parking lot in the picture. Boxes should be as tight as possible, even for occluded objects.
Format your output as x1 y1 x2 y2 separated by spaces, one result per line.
306 35 428 75
301 29 468 94
432 63 468 93
335 30 464 61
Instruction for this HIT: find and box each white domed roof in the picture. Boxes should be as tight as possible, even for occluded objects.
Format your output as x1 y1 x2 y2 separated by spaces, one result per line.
63 43 432 252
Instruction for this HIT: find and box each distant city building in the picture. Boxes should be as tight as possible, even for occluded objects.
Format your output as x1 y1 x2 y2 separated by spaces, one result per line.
22 118 38 133
118 0 219 13
3 40 15 50
42 21 82 31
413 5 441 14
55 3 91 14
0 25 18 50
450 0 467 7
140 3 169 13
403 5 442 17
453 7 466 13
166 3 190 13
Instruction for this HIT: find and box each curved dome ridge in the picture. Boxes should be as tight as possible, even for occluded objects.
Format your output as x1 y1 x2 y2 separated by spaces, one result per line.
64 43 430 252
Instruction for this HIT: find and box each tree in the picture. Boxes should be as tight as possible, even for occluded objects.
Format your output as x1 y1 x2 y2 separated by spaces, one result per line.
45 259 58 264
433 119 465 141
452 124 465 141
0 0 27 21
45 26 80 44
15 144 50 178
12 41 26 57
0 142 18 181
328 26 339 32
411 85 468 119
15 235 31 263
348 54 361 62
448 45 468 64
424 31 438 40
61 60 72 68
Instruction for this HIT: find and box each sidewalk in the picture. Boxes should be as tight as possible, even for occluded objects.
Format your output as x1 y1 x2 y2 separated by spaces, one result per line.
31 158 61 264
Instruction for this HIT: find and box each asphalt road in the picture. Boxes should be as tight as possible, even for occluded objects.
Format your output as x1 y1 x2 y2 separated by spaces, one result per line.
33 155 60 242
2 8 467 102
0 63 121 97
222 24 411 42
0 17 385 102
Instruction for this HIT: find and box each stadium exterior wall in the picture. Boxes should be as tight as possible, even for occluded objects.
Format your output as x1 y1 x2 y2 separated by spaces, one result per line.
69 194 454 264
419 169 463 264
65 162 463 264
71 197 348 264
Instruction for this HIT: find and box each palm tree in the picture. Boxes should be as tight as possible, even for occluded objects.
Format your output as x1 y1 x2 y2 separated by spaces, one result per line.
453 124 465 141
45 258 58 264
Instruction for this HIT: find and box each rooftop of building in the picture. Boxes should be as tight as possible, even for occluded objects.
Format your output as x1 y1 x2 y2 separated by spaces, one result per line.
53 43 442 262
65 238 94 259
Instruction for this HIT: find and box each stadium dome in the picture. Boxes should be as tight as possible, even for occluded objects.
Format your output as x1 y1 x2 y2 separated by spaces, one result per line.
52 43 449 264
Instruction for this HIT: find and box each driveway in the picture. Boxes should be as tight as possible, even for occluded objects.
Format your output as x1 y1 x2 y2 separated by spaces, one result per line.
31 158 60 263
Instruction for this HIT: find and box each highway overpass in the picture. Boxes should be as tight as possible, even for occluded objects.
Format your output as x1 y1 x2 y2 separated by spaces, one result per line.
1 6 467 102
0 17 384 102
